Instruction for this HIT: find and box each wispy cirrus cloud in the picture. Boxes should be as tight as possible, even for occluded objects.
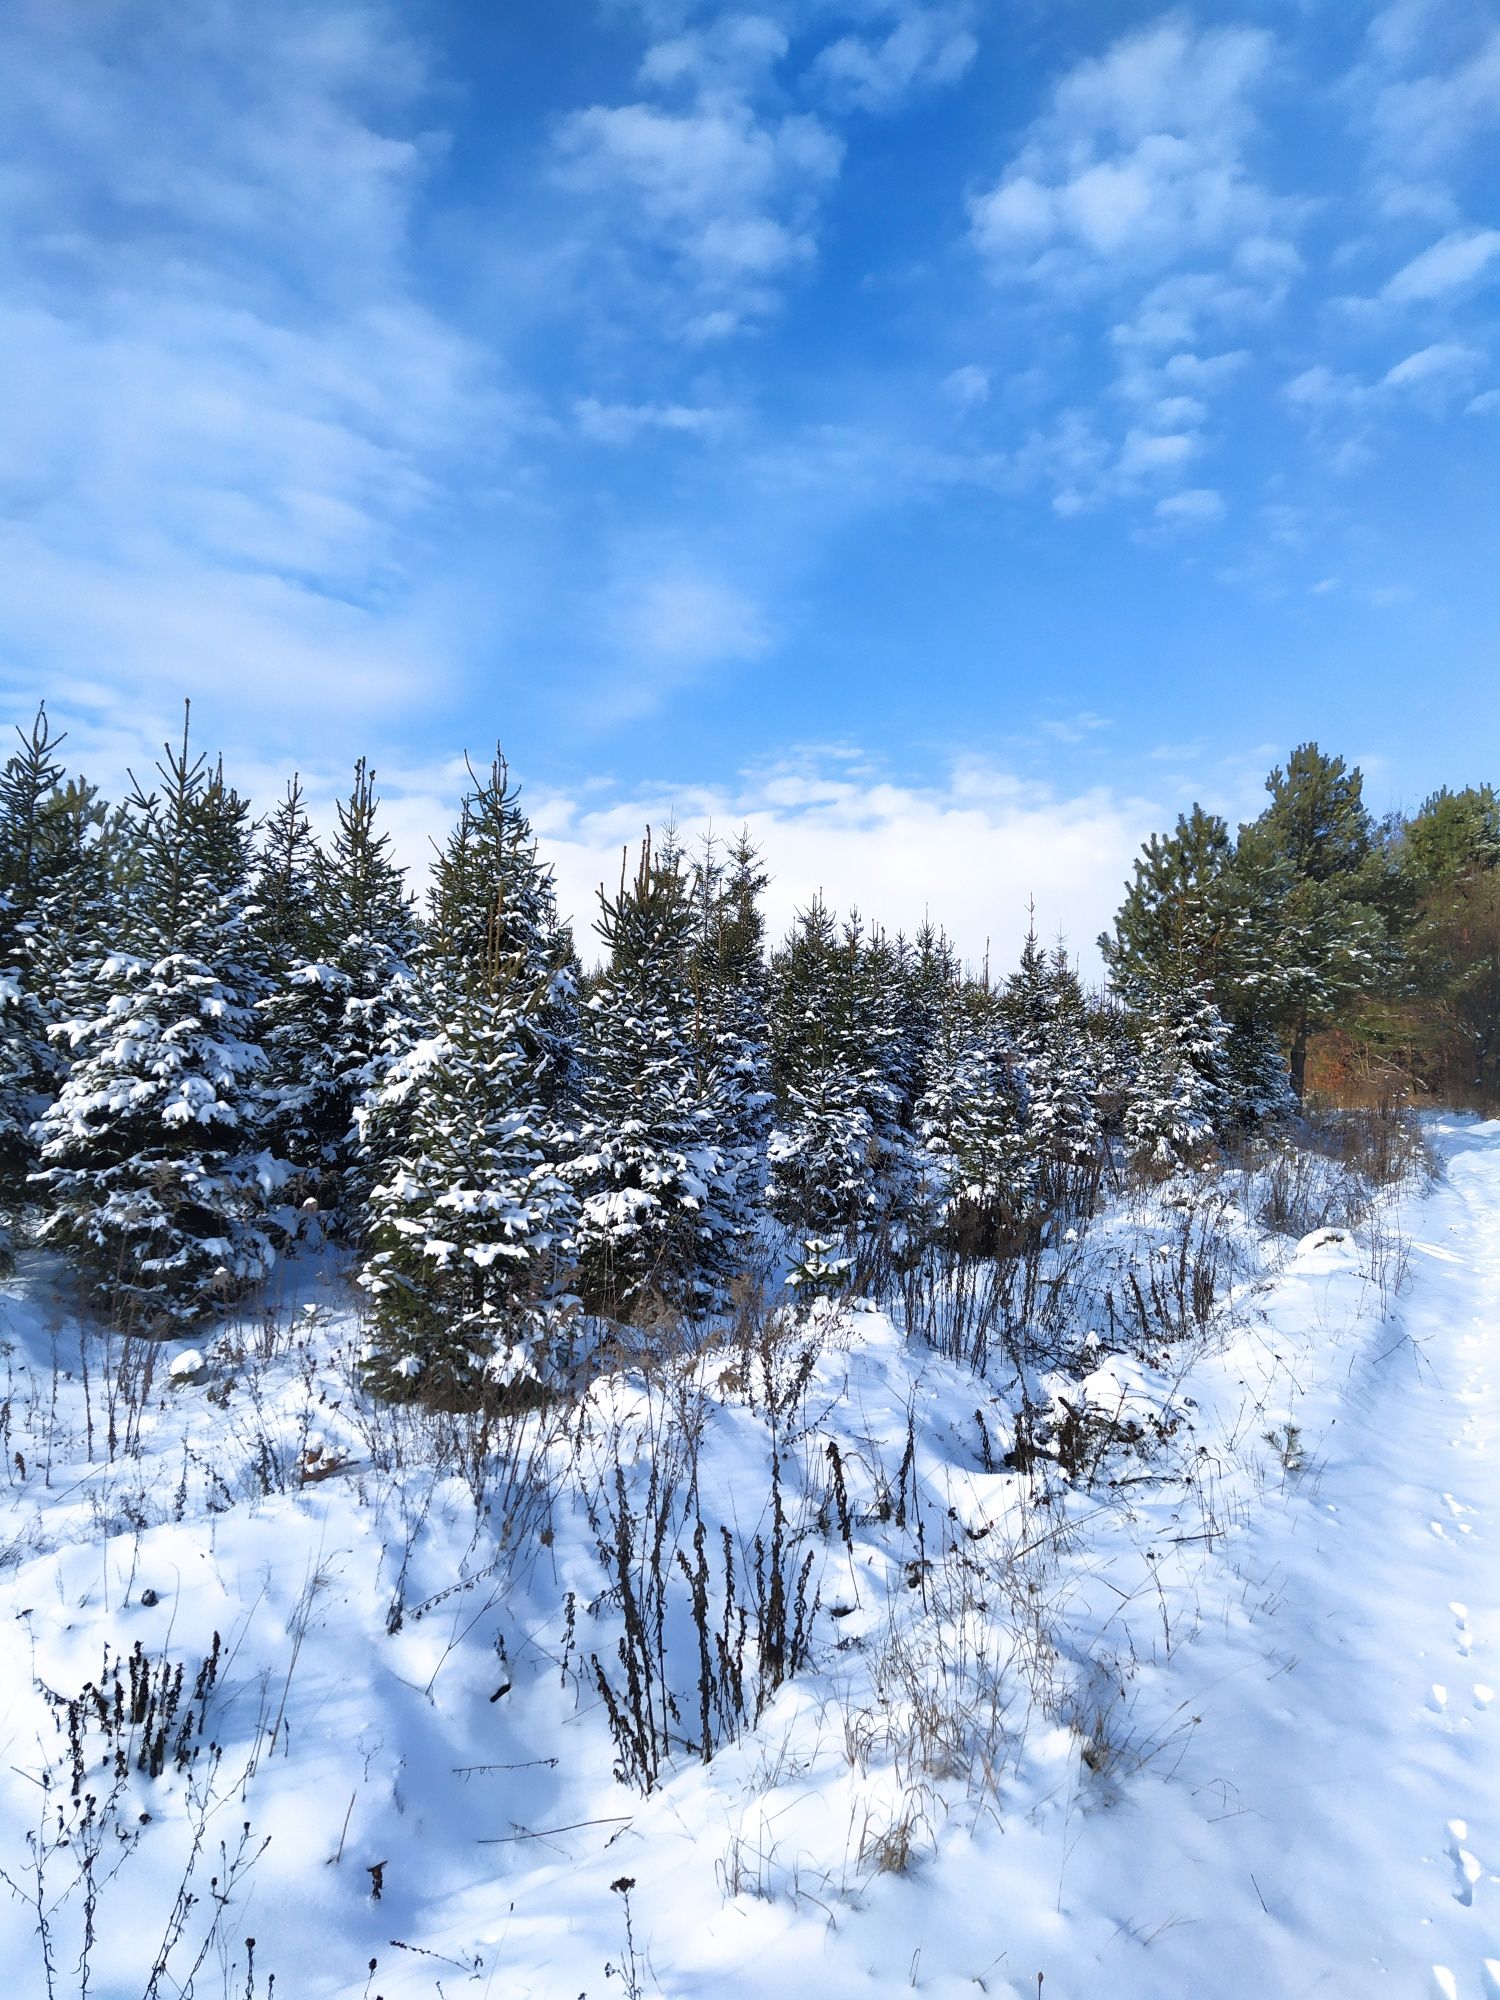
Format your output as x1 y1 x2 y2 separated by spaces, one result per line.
964 16 1299 525
1383 227 1500 303
0 0 489 739
811 3 978 114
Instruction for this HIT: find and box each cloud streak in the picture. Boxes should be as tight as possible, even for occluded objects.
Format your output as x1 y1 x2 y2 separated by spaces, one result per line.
0 0 488 737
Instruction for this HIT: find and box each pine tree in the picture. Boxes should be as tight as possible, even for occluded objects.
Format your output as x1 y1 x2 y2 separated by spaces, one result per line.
768 900 916 1247
687 830 773 1261
1103 804 1292 1125
1002 920 1100 1211
1237 744 1388 1101
1381 785 1500 1104
358 755 579 1400
1123 982 1230 1169
848 917 922 1231
251 775 328 1180
33 708 281 1322
285 760 421 1217
570 834 732 1318
0 707 68 1247
768 897 872 1244
916 982 1034 1249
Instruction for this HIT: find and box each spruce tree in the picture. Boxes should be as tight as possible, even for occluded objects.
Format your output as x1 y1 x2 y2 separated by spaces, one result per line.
767 896 874 1244
767 902 920 1254
251 775 329 1179
847 917 922 1231
570 834 732 1318
916 982 1034 1249
33 708 280 1322
28 774 122 1049
1002 920 1100 1212
687 830 773 1260
1103 804 1292 1125
1123 982 1231 1169
0 707 68 1246
291 760 421 1217
359 754 579 1399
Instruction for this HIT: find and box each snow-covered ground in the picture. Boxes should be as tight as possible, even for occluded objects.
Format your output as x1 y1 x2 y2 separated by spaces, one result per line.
3 1118 1498 1998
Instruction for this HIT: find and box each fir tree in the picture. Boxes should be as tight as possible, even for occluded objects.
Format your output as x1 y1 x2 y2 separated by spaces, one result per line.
0 707 68 1244
570 834 732 1318
1002 919 1100 1211
687 830 773 1260
277 760 420 1215
1123 982 1230 1169
916 982 1034 1249
251 775 327 1178
768 902 916 1246
359 755 579 1399
1103 804 1292 1125
33 707 281 1322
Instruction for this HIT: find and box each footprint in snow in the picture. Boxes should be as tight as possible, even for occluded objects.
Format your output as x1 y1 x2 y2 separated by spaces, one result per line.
1448 1821 1483 1907
1483 1961 1500 1997
1431 1685 1451 1714
1475 1685 1494 1710
1453 1604 1475 1656
1434 1966 1459 2000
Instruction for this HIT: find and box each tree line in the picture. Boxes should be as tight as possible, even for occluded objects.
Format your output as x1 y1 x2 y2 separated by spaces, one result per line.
0 704 1491 1399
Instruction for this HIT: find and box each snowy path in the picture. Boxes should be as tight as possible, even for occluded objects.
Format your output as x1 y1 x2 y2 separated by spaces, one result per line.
674 1121 1500 2000
974 1119 1500 1999
1169 1121 1500 1998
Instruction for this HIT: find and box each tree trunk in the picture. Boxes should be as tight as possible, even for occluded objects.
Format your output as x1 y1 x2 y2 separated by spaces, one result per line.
1290 1017 1309 1104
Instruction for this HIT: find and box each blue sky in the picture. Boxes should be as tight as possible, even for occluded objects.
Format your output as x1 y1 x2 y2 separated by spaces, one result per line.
1 0 1496 966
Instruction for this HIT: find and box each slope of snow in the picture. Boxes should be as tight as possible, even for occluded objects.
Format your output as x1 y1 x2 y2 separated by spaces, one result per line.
1 1118 1497 1997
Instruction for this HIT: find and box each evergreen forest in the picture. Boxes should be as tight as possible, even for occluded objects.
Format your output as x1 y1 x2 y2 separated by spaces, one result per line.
2 701 1493 1390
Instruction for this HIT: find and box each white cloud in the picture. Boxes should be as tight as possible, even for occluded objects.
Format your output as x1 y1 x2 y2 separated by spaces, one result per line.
970 18 1286 287
1362 13 1500 174
943 364 990 405
1383 227 1500 302
0 1 484 729
1117 428 1196 478
812 5 978 113
637 14 789 96
574 397 730 442
966 19 1298 522
1155 487 1225 523
579 565 771 723
528 754 1166 976
1285 342 1482 416
1381 341 1483 390
554 78 842 337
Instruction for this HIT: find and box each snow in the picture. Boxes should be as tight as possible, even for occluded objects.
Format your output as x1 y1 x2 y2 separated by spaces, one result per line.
3 1119 1499 1995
